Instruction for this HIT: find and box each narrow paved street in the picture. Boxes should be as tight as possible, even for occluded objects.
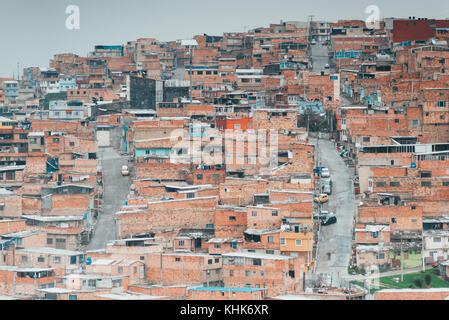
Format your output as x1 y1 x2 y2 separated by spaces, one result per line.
310 40 330 72
88 147 132 250
313 138 356 278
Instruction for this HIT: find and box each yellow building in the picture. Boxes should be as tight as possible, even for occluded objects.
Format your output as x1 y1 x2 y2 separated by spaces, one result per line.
280 217 314 272
0 117 18 129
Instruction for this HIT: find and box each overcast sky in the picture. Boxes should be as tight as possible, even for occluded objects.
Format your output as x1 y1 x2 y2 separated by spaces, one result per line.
1 0 448 77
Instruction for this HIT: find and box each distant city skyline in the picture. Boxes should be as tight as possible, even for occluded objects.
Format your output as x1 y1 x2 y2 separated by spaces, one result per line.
0 0 448 77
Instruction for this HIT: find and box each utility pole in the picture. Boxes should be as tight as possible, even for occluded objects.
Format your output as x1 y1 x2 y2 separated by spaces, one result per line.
422 227 426 272
308 15 314 42
401 233 404 282
189 46 193 104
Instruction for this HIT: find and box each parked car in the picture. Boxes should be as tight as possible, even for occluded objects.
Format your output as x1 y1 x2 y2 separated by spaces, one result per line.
314 193 329 204
319 210 334 217
311 39 317 45
313 166 326 174
321 215 337 226
321 167 330 178
121 165 130 176
322 179 333 195
324 63 330 69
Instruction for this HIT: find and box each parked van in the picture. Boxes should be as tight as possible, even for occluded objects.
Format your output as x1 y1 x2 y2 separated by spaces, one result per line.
322 179 333 195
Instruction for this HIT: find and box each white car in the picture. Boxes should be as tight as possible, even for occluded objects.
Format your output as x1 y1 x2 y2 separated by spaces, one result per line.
325 64 330 69
321 167 330 178
121 165 129 176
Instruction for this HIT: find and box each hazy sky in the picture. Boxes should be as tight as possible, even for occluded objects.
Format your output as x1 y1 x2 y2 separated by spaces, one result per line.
1 0 448 77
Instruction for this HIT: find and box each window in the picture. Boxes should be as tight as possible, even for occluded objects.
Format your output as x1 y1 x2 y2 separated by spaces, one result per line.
253 258 261 266
37 257 45 263
434 237 442 243
230 242 237 249
266 250 274 254
234 124 240 129
267 236 274 243
21 256 28 263
391 218 397 223
53 256 61 263
363 137 370 142
208 259 213 264
214 258 219 263
443 181 449 186
437 101 446 107
245 271 251 277
271 211 278 216
69 142 75 147
118 267 123 273
421 171 432 178
47 238 53 245
390 181 400 187
376 253 385 260
252 211 257 216
133 266 137 274
53 138 59 143
394 119 399 123
411 119 419 127
280 238 286 246
371 232 379 239
70 256 77 264
178 240 185 246
421 181 431 187
375 181 386 187
5 171 15 180
295 239 302 246
175 257 181 262
214 243 221 248
196 174 203 180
